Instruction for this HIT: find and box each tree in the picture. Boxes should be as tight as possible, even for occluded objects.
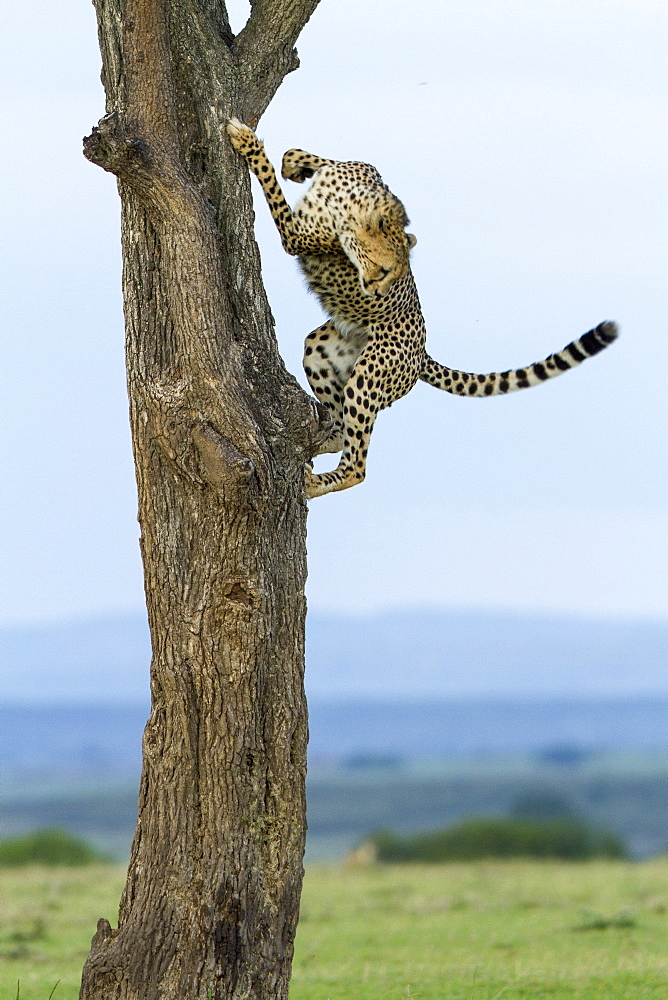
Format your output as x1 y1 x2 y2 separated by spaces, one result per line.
79 1 328 997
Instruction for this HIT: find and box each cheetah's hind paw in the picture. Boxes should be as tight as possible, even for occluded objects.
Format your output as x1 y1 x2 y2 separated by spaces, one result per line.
304 464 319 500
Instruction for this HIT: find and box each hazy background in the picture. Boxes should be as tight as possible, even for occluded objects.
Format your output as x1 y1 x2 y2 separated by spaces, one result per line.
2 0 666 628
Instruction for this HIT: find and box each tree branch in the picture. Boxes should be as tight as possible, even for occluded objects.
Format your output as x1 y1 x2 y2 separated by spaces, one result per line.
190 0 235 48
233 0 322 122
235 0 321 61
122 0 181 161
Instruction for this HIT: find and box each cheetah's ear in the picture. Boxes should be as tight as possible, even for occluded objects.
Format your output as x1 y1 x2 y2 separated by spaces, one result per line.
407 233 417 249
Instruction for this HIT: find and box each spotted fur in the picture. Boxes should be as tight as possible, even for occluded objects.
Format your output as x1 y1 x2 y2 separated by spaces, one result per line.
227 119 618 498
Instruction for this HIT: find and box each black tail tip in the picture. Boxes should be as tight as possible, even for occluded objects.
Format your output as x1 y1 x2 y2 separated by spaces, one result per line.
595 320 619 342
580 320 619 356
596 319 619 344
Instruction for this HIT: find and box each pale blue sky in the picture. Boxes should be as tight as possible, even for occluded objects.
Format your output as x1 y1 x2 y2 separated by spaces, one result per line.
2 0 666 624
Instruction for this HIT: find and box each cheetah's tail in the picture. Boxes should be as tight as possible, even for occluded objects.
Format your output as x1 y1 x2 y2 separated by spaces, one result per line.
420 321 618 397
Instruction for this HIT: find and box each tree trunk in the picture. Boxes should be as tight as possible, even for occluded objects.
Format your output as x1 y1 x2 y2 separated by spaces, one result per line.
79 1 326 997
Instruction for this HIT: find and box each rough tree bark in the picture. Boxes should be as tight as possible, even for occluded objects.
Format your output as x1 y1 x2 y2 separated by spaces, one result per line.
79 1 327 998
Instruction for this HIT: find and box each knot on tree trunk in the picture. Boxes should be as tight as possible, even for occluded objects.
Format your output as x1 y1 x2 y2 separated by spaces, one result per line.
193 422 256 490
139 384 265 494
83 112 152 179
91 917 116 952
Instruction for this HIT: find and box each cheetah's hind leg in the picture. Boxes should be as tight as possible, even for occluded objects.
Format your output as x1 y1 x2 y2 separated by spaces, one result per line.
303 322 352 455
282 148 335 183
305 352 380 498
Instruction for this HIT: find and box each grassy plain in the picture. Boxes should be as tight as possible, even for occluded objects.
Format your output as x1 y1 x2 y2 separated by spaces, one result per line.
1 860 666 1000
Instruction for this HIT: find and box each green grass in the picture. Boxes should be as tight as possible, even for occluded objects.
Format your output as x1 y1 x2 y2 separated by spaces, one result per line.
291 861 668 999
1 860 666 999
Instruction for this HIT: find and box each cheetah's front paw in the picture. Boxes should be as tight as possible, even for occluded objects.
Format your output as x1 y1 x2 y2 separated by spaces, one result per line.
226 117 263 156
282 149 315 184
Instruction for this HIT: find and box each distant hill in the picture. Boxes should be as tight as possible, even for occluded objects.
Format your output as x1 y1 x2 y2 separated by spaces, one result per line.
3 699 666 784
306 609 667 700
2 608 666 703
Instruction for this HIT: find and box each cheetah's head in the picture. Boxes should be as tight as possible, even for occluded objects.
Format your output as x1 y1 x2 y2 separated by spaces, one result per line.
343 195 417 298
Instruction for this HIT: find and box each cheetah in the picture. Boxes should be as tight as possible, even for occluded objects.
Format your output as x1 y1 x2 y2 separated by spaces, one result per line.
226 119 618 499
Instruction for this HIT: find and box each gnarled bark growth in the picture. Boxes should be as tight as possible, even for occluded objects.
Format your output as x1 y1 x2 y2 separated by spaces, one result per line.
79 1 326 997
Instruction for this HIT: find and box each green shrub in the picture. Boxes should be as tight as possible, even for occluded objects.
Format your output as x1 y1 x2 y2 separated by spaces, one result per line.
0 829 108 867
370 817 627 863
